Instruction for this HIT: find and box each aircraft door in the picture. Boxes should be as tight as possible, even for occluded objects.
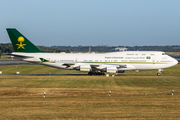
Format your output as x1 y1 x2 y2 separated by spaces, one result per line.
152 57 156 64
75 58 78 63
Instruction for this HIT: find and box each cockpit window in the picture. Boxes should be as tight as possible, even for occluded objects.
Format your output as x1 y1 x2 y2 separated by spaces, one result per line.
162 53 167 55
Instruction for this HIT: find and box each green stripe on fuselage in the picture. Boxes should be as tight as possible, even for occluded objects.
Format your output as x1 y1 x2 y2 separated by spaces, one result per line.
77 61 171 64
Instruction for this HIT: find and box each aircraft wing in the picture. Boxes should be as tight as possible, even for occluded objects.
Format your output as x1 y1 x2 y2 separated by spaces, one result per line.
39 58 75 67
117 64 127 68
62 63 75 67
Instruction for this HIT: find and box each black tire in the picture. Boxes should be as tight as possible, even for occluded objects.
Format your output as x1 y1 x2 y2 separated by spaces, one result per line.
157 73 161 76
88 72 93 75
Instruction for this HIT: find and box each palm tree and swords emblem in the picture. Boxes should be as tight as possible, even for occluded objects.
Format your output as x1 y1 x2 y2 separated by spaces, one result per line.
16 36 26 49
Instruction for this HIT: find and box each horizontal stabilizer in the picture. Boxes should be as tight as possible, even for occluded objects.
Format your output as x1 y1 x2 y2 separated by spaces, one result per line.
40 58 50 62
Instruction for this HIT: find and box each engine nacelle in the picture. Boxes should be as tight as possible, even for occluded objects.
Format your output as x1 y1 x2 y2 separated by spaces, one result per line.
103 66 125 73
106 66 117 73
79 65 91 72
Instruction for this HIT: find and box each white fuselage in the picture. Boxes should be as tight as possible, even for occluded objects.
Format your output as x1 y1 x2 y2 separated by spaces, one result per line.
12 51 178 73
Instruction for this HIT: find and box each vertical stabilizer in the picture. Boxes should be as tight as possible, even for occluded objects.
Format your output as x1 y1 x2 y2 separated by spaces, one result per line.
6 28 43 53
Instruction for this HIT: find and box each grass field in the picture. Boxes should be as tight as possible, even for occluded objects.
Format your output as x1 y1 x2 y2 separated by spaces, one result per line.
0 74 180 119
0 57 180 119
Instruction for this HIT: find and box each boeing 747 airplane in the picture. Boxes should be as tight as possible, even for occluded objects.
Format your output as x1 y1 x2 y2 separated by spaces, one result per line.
6 28 178 76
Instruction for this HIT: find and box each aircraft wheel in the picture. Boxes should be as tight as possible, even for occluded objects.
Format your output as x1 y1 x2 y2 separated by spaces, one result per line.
157 73 161 76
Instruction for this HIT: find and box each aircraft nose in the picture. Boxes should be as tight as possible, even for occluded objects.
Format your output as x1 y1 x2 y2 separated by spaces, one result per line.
173 58 178 65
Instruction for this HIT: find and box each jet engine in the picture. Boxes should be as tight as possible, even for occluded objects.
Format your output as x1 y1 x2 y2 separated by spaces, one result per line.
79 65 91 72
102 66 125 73
106 66 117 73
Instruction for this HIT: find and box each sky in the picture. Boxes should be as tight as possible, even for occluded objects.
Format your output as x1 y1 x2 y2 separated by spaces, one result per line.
0 0 180 46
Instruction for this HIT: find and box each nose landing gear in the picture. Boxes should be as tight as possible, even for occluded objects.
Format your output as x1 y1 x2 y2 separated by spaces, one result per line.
157 69 162 76
157 73 161 76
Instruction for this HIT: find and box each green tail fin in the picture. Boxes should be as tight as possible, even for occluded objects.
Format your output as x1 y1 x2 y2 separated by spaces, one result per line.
6 28 43 53
40 58 49 62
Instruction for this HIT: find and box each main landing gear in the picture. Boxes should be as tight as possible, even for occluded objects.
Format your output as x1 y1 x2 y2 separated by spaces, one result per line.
88 72 105 75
